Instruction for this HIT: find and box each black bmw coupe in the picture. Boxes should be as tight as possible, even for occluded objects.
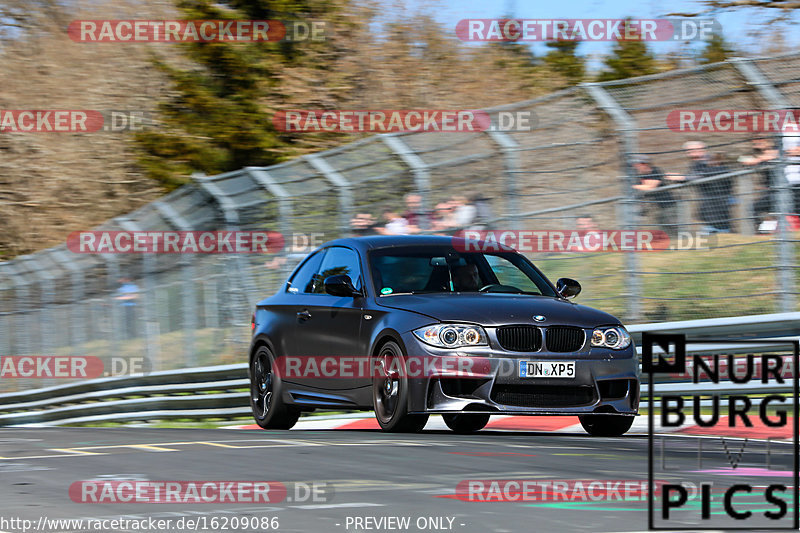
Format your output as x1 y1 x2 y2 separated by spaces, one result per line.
249 235 639 435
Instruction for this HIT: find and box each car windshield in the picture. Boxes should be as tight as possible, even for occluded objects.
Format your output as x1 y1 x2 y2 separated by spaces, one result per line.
369 246 557 296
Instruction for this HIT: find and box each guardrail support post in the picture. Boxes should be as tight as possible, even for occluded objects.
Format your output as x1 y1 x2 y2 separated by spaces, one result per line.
247 167 295 278
732 58 797 313
193 172 256 342
304 154 354 237
381 135 433 231
486 130 522 231
583 82 642 322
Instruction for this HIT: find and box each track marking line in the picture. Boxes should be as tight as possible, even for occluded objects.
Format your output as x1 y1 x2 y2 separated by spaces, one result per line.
124 444 178 452
297 502 384 510
49 448 106 456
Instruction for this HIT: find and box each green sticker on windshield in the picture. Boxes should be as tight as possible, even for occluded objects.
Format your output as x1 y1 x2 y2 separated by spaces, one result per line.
381 287 393 295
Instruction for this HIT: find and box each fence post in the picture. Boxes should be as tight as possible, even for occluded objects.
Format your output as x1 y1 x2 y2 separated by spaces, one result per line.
304 154 354 237
732 58 796 313
52 249 86 348
247 167 295 278
193 172 255 347
381 134 433 230
486 130 522 231
101 253 122 360
583 82 642 321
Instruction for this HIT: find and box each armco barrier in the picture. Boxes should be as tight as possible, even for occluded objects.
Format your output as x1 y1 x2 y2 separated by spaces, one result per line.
0 313 797 426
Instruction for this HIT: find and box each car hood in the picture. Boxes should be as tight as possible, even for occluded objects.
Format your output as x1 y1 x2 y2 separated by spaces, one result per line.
374 293 621 328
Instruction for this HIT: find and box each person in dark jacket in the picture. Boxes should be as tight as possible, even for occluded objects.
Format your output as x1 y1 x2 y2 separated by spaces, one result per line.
681 141 734 233
631 155 680 235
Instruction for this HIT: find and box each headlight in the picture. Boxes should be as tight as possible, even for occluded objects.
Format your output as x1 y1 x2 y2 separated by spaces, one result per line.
590 326 631 350
413 324 488 348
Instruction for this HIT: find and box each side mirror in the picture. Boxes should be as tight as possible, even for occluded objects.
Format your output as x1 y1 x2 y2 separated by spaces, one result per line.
324 274 362 297
556 278 581 299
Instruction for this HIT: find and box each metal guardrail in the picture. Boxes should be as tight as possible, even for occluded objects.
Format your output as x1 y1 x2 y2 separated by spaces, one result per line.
0 314 797 427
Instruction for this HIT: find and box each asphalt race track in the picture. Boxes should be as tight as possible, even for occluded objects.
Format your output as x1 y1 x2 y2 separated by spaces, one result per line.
0 426 795 533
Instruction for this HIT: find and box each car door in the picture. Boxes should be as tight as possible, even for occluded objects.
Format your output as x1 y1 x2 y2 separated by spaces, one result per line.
293 246 365 391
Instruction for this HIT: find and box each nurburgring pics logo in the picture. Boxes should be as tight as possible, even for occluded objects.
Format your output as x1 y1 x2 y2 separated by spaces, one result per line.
455 19 720 42
667 110 800 133
644 333 799 530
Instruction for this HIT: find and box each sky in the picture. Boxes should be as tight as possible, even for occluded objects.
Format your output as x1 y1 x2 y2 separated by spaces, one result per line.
404 0 799 69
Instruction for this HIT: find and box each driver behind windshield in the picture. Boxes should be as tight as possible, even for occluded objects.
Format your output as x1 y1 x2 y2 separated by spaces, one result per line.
452 263 481 292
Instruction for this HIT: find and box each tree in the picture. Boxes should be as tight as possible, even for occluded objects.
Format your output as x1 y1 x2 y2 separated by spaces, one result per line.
699 32 734 64
543 40 585 85
595 18 657 82
134 0 352 189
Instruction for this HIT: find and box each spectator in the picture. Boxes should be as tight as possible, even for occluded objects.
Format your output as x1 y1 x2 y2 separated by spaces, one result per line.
470 194 493 230
431 202 456 233
576 214 598 232
739 137 778 227
115 277 139 339
350 213 377 236
783 119 800 217
402 193 426 231
452 195 477 228
631 155 680 235
379 211 411 235
680 141 733 233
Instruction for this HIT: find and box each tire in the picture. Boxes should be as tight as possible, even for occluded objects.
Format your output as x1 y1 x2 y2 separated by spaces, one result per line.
578 414 634 437
443 413 490 434
372 341 429 432
249 345 300 430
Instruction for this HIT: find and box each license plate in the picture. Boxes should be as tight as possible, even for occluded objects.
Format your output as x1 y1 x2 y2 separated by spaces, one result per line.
519 360 575 378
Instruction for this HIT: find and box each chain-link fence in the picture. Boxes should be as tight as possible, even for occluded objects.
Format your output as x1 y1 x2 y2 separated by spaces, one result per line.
1 53 799 392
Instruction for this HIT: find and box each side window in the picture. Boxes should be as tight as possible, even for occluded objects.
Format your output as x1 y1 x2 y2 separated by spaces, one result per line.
287 251 325 294
312 247 362 293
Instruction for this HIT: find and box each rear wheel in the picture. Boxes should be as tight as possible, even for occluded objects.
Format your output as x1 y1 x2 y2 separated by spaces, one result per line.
250 345 300 430
578 414 634 437
372 341 429 432
443 413 490 434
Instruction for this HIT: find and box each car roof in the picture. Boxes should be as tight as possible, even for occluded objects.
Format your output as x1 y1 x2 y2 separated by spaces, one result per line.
313 234 515 253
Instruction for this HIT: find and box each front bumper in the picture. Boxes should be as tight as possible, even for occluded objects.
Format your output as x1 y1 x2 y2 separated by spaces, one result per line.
401 330 640 416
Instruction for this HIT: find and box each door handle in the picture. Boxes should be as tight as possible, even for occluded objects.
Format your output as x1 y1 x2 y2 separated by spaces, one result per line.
296 309 312 322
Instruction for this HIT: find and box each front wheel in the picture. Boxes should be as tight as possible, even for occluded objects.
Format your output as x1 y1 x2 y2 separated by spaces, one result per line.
443 413 490 434
250 345 300 430
578 414 634 437
372 341 429 432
